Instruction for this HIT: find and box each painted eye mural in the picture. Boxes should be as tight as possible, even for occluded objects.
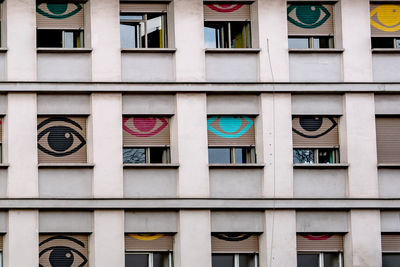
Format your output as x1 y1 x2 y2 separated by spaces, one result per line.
212 233 253 242
208 116 255 146
300 234 333 241
39 235 88 267
125 234 173 251
37 117 87 163
128 234 165 241
37 3 82 19
123 117 170 146
211 234 259 253
206 4 243 13
287 4 331 29
297 234 344 251
204 4 250 21
370 5 400 33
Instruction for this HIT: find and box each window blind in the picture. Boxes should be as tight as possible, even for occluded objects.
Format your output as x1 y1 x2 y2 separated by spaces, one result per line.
376 118 400 164
37 116 87 163
292 116 339 148
204 4 250 21
207 116 255 146
120 3 167 13
211 234 258 253
125 234 173 252
123 117 170 146
297 234 343 252
382 235 400 252
287 4 334 36
370 4 400 37
36 2 84 30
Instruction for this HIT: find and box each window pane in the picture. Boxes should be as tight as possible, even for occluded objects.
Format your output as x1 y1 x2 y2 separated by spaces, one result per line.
150 147 169 163
209 148 231 164
204 22 227 48
324 253 340 267
383 254 400 267
121 22 141 48
125 254 148 267
239 254 255 267
147 14 166 48
235 147 255 164
121 15 144 20
372 37 395 48
123 148 146 163
153 252 169 267
288 38 309 49
396 39 400 48
212 254 234 267
37 30 63 48
297 254 319 267
231 22 251 48
293 149 315 164
318 148 335 164
314 37 333 48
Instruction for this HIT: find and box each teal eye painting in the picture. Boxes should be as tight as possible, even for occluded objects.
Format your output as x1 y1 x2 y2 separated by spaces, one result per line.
207 116 253 139
37 3 82 19
287 4 330 29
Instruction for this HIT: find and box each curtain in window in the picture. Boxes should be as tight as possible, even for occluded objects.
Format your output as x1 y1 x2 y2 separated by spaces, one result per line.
123 117 170 146
207 116 255 146
297 234 343 252
125 234 173 252
211 233 259 253
36 2 84 30
370 4 400 37
204 4 250 21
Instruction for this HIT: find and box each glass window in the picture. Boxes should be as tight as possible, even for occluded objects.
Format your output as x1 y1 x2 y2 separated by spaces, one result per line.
289 37 333 49
212 254 257 267
209 147 256 164
153 253 169 267
126 254 148 267
293 149 315 164
37 29 83 48
324 252 340 267
372 37 399 49
383 253 400 267
297 254 319 267
212 254 234 267
209 148 231 164
204 21 251 48
239 254 256 267
293 148 339 164
123 147 170 164
289 38 309 49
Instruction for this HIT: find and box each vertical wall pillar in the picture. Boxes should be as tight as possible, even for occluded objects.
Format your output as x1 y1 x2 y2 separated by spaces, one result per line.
260 210 297 267
174 210 211 267
256 0 289 82
173 0 205 81
340 0 373 82
89 0 121 82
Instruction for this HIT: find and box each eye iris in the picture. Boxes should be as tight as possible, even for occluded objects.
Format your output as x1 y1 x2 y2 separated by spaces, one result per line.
299 117 323 132
46 4 68 14
377 6 400 27
48 127 74 152
296 6 321 25
133 118 156 132
49 247 74 267
219 117 242 133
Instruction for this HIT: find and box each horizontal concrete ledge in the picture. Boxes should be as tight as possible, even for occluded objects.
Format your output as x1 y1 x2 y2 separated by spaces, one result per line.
37 48 93 53
0 48 7 53
0 164 9 169
293 163 349 169
289 48 344 53
208 164 265 169
123 163 179 168
372 48 400 53
121 48 177 53
38 163 95 168
378 164 400 169
205 48 261 53
0 198 398 209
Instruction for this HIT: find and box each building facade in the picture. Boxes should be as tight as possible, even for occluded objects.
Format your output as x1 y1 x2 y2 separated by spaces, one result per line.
0 0 398 267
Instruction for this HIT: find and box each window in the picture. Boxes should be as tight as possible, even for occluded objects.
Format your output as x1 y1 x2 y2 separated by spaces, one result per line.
39 234 88 267
211 233 258 267
36 2 85 48
292 116 339 164
123 117 170 164
120 3 168 48
371 4 400 48
382 235 400 267
297 234 343 267
287 3 334 49
207 116 256 164
37 116 87 163
125 234 173 267
204 4 251 48
376 118 400 164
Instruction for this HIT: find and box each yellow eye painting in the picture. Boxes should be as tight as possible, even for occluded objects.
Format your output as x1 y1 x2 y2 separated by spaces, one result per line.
371 5 400 32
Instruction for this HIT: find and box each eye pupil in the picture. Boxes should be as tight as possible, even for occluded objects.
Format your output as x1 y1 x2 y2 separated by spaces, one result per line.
49 247 74 267
296 6 321 25
48 127 74 152
299 117 323 132
219 117 242 133
46 4 68 15
133 118 157 132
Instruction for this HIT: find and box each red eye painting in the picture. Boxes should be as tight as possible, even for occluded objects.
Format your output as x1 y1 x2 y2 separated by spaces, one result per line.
123 117 168 137
206 4 243 12
301 234 333 241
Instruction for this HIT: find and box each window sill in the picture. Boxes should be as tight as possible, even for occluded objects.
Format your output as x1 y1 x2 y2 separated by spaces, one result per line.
208 163 265 169
378 164 400 169
0 164 9 169
123 163 179 168
121 48 177 53
37 48 93 53
205 48 261 53
293 163 349 169
372 48 400 53
38 163 95 168
288 48 344 53
0 48 7 53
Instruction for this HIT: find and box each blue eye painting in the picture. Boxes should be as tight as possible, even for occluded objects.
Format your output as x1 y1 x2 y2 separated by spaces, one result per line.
207 116 253 139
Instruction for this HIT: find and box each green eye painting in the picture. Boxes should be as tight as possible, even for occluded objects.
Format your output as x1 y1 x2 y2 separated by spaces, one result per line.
37 3 82 19
287 4 331 29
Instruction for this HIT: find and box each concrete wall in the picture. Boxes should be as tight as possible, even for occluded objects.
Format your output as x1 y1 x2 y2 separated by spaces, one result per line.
381 211 400 232
125 211 178 233
39 211 92 232
373 54 400 82
211 211 264 232
375 95 400 114
37 94 91 115
292 94 343 115
297 211 348 233
207 94 259 115
379 169 400 198
122 94 175 115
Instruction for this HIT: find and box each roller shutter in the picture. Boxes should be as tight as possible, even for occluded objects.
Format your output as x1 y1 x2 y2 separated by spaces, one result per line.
376 118 400 164
208 116 255 146
125 234 173 252
123 117 170 147
120 3 167 13
382 235 400 252
370 4 400 37
36 2 84 30
204 4 250 21
211 234 258 253
297 234 343 252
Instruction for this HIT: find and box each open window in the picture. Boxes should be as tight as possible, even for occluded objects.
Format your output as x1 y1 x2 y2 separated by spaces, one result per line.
382 234 400 267
212 233 258 267
287 3 335 49
370 4 400 48
204 3 251 48
376 117 400 164
292 116 340 164
207 116 256 164
123 117 170 164
297 234 343 267
36 1 86 48
125 234 173 267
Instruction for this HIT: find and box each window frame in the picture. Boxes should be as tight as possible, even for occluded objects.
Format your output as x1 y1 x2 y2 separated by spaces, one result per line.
293 148 339 164
125 252 173 267
204 21 251 49
123 146 171 164
297 252 343 267
208 146 256 164
212 253 258 267
288 36 334 49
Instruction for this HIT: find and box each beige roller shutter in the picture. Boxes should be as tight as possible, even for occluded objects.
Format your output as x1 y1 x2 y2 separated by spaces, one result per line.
211 234 258 253
38 116 87 163
292 116 339 148
0 235 3 251
297 235 343 252
382 235 400 252
123 117 170 147
371 4 400 37
37 3 84 30
208 116 255 146
376 118 400 164
125 234 173 252
39 235 89 267
287 4 334 36
120 3 167 13
204 4 250 21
